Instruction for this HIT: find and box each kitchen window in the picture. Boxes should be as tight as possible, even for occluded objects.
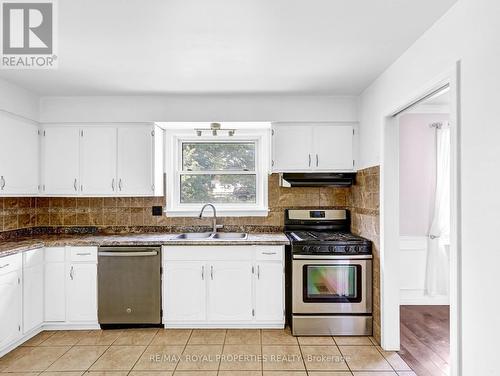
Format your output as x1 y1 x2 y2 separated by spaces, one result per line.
165 127 270 216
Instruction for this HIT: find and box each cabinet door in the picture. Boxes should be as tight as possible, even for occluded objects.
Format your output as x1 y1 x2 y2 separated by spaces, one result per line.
208 261 253 321
80 127 117 195
255 262 284 322
0 113 39 195
313 125 354 171
272 125 313 171
67 263 97 322
0 271 22 349
117 127 153 195
23 264 44 333
164 261 206 322
42 127 80 195
44 262 66 321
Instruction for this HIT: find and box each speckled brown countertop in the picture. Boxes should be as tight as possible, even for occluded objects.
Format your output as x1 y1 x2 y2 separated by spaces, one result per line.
0 232 290 258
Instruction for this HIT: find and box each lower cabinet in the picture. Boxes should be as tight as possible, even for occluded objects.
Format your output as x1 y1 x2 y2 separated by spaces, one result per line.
44 246 98 324
164 261 206 321
208 261 253 322
0 254 22 350
67 263 97 322
163 245 284 327
23 249 44 333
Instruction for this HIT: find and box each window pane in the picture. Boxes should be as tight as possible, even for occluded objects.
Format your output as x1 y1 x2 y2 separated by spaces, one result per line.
182 143 255 171
305 265 357 299
180 174 256 203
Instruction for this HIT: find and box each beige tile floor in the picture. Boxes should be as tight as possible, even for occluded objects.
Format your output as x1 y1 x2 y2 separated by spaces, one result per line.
0 328 415 376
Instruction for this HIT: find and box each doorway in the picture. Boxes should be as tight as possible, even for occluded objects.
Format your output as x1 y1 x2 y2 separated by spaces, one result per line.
398 89 451 375
380 64 461 376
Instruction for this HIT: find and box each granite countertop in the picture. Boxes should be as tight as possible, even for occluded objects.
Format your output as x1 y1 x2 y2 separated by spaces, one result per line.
0 232 290 258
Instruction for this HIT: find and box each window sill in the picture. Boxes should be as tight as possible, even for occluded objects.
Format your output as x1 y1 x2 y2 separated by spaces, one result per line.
165 208 269 217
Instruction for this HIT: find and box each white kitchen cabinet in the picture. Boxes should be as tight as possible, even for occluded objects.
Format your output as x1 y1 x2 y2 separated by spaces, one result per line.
44 247 66 322
313 125 354 170
42 127 80 195
272 123 355 172
163 245 284 328
67 262 97 322
255 262 284 322
164 261 206 322
0 112 39 195
80 127 117 195
117 127 154 195
23 249 44 333
0 255 22 349
272 125 313 171
208 261 253 322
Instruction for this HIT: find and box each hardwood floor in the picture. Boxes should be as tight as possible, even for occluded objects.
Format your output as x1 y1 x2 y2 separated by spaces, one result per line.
398 305 450 376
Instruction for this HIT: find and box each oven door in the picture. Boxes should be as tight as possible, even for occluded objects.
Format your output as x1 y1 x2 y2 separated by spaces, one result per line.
292 256 372 314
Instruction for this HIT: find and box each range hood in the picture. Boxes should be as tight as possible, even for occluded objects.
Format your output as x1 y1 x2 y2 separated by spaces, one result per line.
280 173 356 187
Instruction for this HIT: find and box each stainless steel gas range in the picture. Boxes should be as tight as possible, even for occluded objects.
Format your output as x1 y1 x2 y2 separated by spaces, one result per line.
284 209 373 336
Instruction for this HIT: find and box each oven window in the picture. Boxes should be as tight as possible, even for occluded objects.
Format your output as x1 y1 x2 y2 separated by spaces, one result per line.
303 264 362 303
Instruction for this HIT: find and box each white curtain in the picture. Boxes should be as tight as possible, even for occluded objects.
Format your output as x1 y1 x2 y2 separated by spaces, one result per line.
425 126 451 296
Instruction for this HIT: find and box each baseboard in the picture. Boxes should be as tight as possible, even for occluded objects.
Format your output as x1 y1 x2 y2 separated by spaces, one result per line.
0 326 43 358
164 322 285 329
400 289 449 305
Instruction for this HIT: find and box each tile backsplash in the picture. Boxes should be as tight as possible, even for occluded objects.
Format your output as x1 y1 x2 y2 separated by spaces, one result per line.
0 174 350 232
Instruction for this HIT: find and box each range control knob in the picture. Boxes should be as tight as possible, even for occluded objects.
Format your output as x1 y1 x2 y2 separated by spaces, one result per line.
302 246 310 253
344 246 350 252
313 246 320 252
328 246 334 252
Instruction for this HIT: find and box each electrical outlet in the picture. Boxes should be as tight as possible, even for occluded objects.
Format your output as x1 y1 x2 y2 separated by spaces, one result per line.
152 206 163 216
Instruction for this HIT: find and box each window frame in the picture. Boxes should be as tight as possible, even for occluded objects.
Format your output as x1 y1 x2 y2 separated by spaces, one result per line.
165 128 270 217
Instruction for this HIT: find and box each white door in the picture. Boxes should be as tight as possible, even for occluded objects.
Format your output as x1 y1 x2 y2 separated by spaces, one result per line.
23 264 44 333
80 127 117 195
272 125 313 171
255 263 284 322
0 113 39 195
42 127 80 195
208 261 253 321
313 125 354 171
117 127 153 195
67 263 97 322
0 271 22 349
44 262 66 322
164 261 206 322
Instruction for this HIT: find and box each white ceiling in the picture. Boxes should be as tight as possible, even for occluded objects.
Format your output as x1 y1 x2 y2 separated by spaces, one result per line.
0 0 457 96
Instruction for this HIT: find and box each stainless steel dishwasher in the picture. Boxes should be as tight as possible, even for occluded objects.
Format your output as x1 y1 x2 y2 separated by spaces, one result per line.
97 247 161 325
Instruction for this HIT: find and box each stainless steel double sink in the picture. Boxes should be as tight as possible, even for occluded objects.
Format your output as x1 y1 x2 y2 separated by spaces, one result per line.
173 232 248 240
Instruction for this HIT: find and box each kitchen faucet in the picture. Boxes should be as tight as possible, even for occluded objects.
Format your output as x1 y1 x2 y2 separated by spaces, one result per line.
198 203 222 234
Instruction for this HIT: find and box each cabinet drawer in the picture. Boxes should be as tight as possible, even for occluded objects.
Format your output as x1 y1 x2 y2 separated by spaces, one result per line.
163 246 253 261
255 246 283 261
23 248 44 268
70 247 97 262
45 247 66 262
0 253 22 275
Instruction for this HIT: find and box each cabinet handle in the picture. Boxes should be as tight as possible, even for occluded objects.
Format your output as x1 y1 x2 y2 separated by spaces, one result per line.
257 265 260 279
316 154 319 167
0 263 9 269
210 265 214 280
0 176 5 190
118 178 122 191
70 266 74 280
73 179 78 191
262 252 277 255
111 178 115 191
201 265 205 280
76 252 91 256
308 154 311 167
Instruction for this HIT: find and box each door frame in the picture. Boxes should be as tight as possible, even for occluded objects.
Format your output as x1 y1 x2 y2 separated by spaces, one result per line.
380 61 462 375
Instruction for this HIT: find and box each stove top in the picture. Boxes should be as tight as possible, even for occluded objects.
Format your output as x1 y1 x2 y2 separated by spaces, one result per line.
284 209 372 255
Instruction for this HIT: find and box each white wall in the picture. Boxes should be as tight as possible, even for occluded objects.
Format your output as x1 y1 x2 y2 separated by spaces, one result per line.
358 0 500 374
39 95 358 123
0 78 39 121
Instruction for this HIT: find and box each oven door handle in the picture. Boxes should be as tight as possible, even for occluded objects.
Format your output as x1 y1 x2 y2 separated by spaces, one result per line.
292 254 372 260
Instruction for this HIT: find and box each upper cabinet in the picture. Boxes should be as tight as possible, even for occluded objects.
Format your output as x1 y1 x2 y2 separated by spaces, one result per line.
0 112 39 196
272 123 356 172
41 124 164 197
